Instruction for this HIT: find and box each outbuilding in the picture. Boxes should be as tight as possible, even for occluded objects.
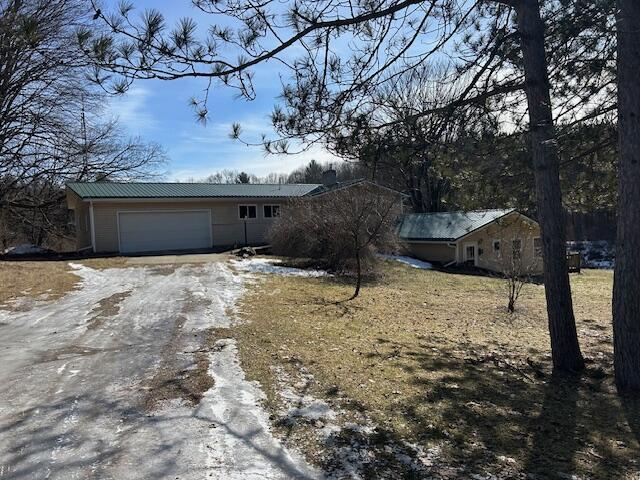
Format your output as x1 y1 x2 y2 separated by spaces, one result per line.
397 209 543 274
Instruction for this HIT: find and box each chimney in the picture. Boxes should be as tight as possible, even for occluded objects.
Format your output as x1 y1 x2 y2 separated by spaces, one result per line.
321 168 337 186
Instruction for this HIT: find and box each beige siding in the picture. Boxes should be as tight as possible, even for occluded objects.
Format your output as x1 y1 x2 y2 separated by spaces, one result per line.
74 201 92 250
457 213 542 274
405 242 456 263
66 191 92 251
91 200 283 252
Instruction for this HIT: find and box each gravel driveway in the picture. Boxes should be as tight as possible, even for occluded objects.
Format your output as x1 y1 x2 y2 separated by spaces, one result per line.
0 260 318 479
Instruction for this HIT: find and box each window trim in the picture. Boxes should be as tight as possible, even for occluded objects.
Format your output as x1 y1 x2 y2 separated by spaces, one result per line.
238 204 258 220
263 204 281 219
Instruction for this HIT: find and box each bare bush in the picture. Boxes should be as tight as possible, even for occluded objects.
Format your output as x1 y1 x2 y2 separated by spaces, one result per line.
268 184 400 299
493 224 541 313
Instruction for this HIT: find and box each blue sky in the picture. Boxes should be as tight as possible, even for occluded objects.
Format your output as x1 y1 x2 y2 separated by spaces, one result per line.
102 0 340 181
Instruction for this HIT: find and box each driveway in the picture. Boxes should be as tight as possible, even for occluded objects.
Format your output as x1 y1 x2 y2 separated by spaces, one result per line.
0 259 318 479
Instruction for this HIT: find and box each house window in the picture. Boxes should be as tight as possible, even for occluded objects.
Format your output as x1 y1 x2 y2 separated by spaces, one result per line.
263 205 280 218
465 245 475 261
492 239 501 256
512 238 522 258
239 205 257 219
533 237 542 257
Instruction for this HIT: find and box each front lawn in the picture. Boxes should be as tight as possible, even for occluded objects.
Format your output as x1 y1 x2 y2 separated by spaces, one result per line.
0 257 126 310
232 260 640 478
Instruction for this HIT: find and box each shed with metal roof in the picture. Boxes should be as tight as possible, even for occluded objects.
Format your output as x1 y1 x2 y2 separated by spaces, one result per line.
397 209 542 274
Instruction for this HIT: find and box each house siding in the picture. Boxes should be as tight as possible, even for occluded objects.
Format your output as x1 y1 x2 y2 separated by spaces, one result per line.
66 190 92 250
91 200 282 252
457 213 542 274
405 242 456 263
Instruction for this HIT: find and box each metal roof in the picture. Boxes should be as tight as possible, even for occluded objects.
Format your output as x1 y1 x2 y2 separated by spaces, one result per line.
398 209 517 241
66 182 323 199
305 178 366 196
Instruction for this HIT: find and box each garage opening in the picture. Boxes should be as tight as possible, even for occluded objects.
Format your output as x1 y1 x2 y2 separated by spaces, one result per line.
118 210 211 253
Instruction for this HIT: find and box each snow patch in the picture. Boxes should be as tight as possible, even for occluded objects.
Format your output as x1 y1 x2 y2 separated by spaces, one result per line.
379 254 433 270
272 364 437 478
202 339 320 479
274 366 337 423
231 258 329 277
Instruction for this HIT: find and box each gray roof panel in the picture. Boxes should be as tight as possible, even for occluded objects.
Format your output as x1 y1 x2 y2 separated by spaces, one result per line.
398 209 516 241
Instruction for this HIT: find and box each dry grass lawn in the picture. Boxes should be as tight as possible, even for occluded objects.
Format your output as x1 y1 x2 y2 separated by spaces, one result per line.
0 257 127 309
232 260 640 479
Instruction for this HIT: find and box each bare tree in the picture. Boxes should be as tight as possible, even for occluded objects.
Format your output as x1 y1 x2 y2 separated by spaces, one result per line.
330 63 488 212
495 229 541 313
269 184 400 298
0 0 164 208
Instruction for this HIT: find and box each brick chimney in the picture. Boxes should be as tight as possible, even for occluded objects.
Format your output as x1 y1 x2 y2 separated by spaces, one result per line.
321 168 337 186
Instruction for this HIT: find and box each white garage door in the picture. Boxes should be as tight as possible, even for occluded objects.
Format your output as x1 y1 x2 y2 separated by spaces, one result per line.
118 210 211 253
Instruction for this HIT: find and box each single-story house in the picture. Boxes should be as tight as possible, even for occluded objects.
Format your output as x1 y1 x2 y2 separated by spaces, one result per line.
398 209 543 274
66 173 404 254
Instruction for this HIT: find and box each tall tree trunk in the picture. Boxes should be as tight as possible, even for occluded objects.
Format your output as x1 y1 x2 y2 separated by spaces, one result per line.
514 0 584 371
613 0 640 392
351 249 362 300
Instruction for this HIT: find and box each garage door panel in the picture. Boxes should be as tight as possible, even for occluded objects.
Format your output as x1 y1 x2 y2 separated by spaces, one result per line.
118 211 211 253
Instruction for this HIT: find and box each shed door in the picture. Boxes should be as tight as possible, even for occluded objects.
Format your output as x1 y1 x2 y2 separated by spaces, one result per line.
118 211 211 253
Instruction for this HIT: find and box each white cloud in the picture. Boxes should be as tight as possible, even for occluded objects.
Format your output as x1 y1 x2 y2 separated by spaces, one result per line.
105 86 158 134
164 112 343 181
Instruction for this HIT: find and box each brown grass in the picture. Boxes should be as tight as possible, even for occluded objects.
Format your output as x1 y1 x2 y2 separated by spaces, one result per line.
232 260 640 479
88 291 132 330
0 261 81 309
0 257 128 310
143 315 216 410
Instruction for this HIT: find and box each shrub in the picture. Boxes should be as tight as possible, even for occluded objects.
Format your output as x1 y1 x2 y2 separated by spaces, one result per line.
268 184 400 298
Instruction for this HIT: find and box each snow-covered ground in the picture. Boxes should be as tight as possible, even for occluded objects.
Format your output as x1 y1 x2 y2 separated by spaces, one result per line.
0 260 318 479
270 364 439 478
203 339 318 479
231 257 329 277
567 240 615 269
379 254 433 270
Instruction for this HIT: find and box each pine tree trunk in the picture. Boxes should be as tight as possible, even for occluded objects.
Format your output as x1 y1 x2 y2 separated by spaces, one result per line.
514 0 584 371
613 0 640 392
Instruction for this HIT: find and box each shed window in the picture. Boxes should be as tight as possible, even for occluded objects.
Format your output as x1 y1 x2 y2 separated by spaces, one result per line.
533 237 542 257
263 205 280 218
512 238 522 258
239 205 257 219
492 239 501 256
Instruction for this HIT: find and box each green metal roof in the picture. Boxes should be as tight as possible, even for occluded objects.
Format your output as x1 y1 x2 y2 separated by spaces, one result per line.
66 182 323 199
398 209 517 241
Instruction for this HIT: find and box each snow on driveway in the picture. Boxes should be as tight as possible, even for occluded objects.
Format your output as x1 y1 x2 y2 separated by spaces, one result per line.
0 260 318 480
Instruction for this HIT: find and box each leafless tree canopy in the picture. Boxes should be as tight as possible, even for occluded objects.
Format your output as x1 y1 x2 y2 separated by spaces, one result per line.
0 0 165 248
268 184 400 298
